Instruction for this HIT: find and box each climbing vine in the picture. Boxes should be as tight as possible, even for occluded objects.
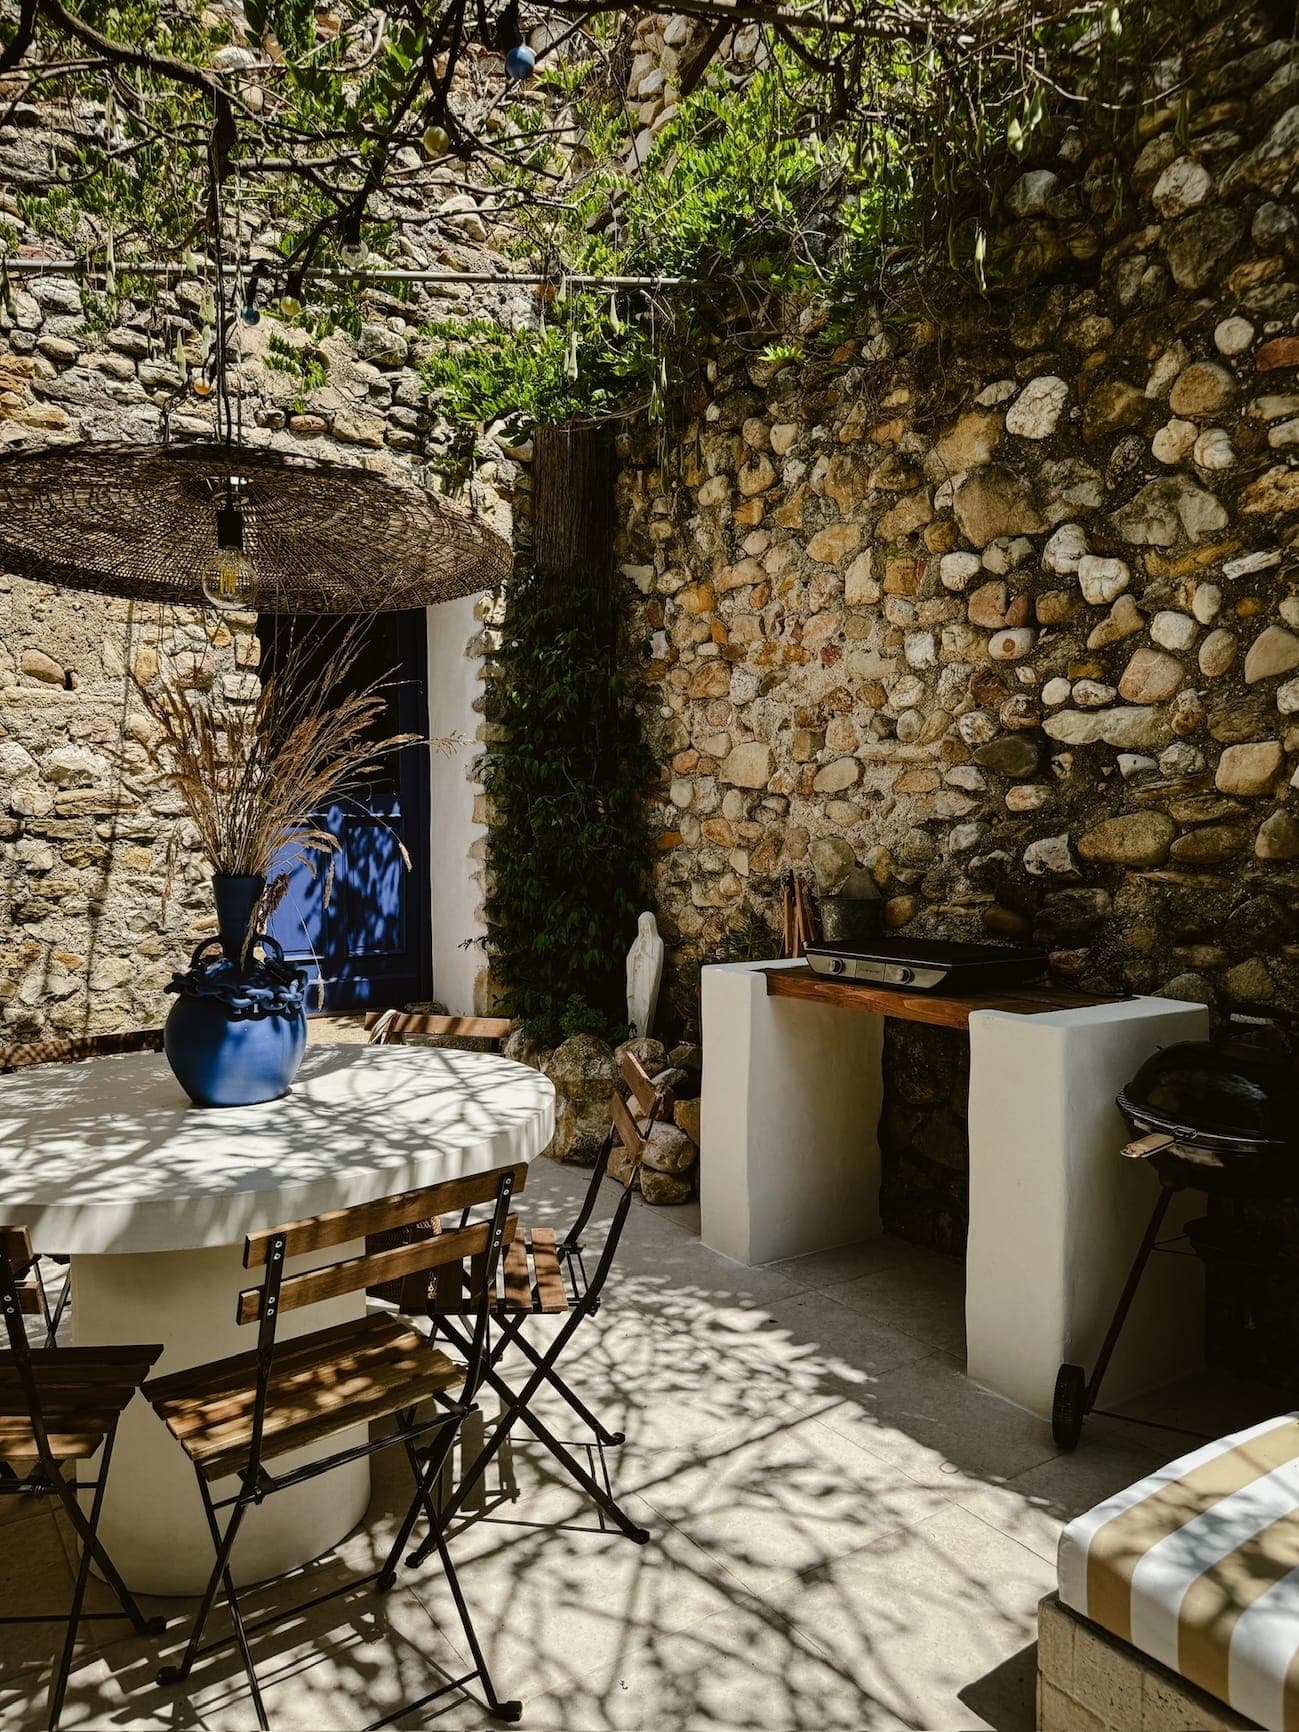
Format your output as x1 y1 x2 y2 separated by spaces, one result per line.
479 561 652 1046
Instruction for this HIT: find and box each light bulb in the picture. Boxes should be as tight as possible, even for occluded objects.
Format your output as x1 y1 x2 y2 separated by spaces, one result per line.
202 543 260 612
202 494 259 612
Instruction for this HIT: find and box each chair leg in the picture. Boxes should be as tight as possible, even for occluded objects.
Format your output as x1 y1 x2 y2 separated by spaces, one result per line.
46 1264 72 1347
375 1411 460 1595
425 1522 521 1724
483 1371 649 1544
156 1478 255 1700
410 1332 649 1562
219 1553 269 1732
497 1314 625 1447
46 1444 114 1731
48 1431 164 1641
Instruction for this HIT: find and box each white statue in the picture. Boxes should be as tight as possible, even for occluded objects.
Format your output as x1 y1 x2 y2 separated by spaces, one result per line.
626 911 664 1037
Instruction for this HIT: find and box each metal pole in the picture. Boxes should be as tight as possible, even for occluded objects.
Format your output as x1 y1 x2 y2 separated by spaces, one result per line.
0 258 693 290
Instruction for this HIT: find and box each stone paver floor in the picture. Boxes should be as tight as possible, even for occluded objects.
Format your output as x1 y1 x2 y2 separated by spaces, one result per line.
0 1152 1279 1731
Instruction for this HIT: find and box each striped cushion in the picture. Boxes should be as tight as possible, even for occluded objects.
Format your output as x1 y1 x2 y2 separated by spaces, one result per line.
1059 1415 1299 1731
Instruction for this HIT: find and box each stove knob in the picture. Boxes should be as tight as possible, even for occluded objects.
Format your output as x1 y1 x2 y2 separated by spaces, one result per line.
896 966 914 984
829 957 846 975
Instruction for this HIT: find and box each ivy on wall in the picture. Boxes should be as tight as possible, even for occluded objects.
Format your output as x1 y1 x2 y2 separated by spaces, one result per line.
480 562 651 1045
480 424 652 1046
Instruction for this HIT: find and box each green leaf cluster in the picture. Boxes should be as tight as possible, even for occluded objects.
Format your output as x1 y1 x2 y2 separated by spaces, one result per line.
479 564 652 1048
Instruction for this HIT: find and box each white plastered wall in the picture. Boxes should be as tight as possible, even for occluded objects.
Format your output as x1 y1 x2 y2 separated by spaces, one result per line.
425 596 487 1013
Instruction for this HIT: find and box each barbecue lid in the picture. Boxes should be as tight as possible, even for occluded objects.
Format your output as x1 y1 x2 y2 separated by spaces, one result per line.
1119 1025 1299 1149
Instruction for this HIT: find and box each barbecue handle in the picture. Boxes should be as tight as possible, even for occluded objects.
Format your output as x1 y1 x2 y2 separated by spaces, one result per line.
1123 1131 1176 1160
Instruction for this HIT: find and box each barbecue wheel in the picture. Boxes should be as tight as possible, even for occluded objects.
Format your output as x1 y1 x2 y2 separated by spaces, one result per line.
1052 1363 1087 1452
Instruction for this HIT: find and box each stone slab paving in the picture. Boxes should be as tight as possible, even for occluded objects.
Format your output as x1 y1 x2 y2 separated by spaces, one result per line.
0 1155 1277 1731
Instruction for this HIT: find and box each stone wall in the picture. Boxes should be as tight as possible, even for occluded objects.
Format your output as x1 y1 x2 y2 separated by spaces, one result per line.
618 2 1299 1247
0 265 521 1040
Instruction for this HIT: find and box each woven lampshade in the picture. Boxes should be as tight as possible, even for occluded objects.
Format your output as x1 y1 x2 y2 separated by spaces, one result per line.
0 441 512 613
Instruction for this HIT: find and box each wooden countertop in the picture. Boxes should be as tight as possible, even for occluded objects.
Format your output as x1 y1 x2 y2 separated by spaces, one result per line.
762 964 1125 1031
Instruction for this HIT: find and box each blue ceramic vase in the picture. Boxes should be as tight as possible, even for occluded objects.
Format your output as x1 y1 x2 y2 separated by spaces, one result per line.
163 874 308 1108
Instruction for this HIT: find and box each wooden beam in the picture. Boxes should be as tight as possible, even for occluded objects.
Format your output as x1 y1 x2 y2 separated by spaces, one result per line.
762 964 1124 1031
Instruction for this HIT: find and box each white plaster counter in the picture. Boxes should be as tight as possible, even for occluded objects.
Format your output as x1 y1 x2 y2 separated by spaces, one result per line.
0 1042 555 1593
700 959 1209 1417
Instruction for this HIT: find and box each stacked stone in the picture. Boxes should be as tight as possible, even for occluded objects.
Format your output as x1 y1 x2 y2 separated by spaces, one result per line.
0 264 521 1041
504 1028 702 1202
622 1 1299 1023
621 13 765 171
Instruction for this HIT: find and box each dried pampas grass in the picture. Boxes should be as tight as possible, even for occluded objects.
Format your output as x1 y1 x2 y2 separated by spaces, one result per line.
130 623 453 917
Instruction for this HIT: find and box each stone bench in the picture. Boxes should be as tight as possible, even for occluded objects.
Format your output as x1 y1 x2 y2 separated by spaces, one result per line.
1040 1413 1299 1731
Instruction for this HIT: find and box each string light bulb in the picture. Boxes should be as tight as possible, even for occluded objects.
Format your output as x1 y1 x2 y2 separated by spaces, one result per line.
202 482 259 612
279 269 304 318
241 269 262 325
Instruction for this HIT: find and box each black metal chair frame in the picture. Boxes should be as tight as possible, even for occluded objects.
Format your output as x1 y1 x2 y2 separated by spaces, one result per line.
152 1169 522 1732
0 1239 166 1732
414 1117 651 1561
0 1230 69 1352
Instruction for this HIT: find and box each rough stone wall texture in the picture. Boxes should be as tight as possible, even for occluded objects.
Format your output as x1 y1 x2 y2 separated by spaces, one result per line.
0 267 522 1041
617 1 1299 1252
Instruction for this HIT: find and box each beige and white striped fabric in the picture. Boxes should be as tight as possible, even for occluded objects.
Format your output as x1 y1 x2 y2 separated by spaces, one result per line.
1059 1414 1299 1731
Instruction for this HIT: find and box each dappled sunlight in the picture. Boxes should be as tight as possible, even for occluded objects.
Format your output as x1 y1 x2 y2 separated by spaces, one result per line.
0 1047 553 1252
3 1161 1268 1731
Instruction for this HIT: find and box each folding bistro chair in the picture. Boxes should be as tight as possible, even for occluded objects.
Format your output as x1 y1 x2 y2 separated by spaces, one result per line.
0 1029 165 1075
365 1009 512 1050
0 1231 165 1731
1 1226 66 1351
141 1165 524 1731
409 1050 666 1562
360 1010 512 1309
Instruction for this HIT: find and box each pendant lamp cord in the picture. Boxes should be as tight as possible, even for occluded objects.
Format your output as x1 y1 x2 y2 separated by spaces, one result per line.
207 109 233 450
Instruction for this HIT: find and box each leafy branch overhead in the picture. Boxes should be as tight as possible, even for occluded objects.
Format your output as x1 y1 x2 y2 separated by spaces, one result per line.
1 0 1184 334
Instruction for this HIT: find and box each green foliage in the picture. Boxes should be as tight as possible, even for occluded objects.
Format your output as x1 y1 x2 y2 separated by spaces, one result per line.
264 330 329 393
719 904 781 965
421 309 637 430
480 564 652 1047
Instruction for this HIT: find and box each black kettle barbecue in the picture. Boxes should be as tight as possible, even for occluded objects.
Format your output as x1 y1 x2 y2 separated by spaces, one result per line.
1051 1007 1299 1451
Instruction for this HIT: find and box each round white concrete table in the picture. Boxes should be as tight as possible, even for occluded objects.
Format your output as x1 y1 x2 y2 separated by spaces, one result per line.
0 1042 555 1596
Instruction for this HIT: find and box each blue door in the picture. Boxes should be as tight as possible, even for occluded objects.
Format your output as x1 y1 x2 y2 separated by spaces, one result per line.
257 611 431 1013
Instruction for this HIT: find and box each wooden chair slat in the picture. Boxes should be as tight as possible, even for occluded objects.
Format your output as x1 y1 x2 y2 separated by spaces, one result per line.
527 1229 568 1314
145 1314 458 1481
146 1315 376 1405
0 1344 162 1465
499 1237 533 1311
2 1343 162 1370
433 1257 464 1314
0 1226 34 1267
0 1423 114 1461
0 1028 164 1074
369 1011 512 1045
244 1163 527 1265
237 1216 518 1324
618 1049 660 1114
610 1090 646 1161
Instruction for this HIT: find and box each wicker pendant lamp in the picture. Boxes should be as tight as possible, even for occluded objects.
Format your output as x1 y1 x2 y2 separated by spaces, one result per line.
0 438 512 614
0 124 511 616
